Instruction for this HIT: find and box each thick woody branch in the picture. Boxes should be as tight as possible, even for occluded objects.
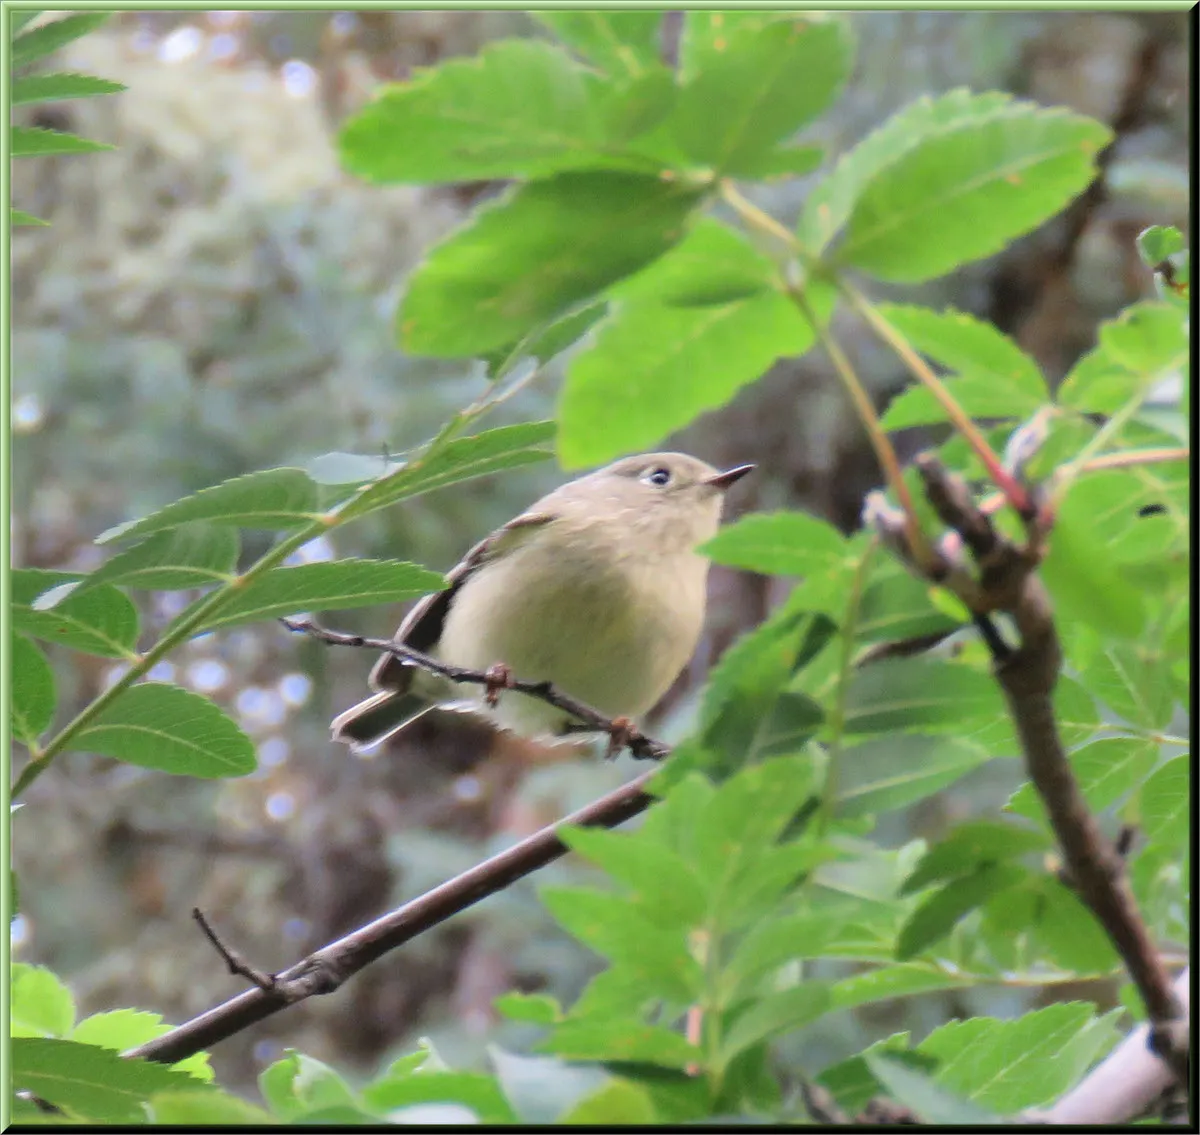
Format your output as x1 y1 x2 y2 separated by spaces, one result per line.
870 455 1188 1090
281 616 669 760
124 768 658 1066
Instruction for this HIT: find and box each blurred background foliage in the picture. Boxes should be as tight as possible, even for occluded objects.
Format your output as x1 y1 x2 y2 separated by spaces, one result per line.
10 8 1189 1097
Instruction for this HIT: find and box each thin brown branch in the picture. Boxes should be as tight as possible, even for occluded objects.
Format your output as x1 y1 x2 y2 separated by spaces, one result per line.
873 453 1189 1091
191 908 279 995
124 769 658 1066
281 616 669 760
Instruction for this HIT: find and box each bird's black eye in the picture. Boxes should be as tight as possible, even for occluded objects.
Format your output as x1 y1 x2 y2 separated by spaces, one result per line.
643 466 672 487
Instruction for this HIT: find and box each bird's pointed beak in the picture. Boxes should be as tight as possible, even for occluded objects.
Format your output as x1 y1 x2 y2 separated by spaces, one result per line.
704 463 755 491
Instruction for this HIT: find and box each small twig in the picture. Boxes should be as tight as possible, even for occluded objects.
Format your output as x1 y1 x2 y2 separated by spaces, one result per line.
191 908 279 996
124 770 659 1066
282 616 670 760
799 1077 850 1125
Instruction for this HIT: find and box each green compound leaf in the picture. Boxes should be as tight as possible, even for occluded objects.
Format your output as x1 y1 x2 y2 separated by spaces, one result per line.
11 71 125 104
187 560 445 633
77 524 240 594
838 104 1111 282
96 468 321 544
75 683 256 779
12 124 113 156
12 12 112 68
12 569 139 658
400 171 705 358
12 633 56 744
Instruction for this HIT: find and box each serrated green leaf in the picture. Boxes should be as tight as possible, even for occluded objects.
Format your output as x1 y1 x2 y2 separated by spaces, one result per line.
877 304 1048 429
9 10 44 36
798 88 1016 254
841 658 1003 736
680 11 806 80
11 72 125 104
918 1002 1121 1112
966 673 1100 757
727 143 824 181
11 207 49 226
559 283 827 468
720 982 832 1065
670 18 850 177
1140 755 1188 846
75 683 256 779
260 1051 360 1121
12 1037 204 1124
540 887 701 1002
838 106 1111 282
897 862 1028 960
1058 302 1187 414
1006 737 1158 828
535 11 663 79
11 964 76 1038
701 510 851 588
560 1078 658 1124
483 301 608 381
854 561 960 645
337 421 555 521
76 524 240 594
12 12 111 68
12 124 113 156
96 468 321 544
723 912 851 993
12 569 139 658
149 1090 272 1125
400 172 705 358
900 820 1050 895
538 1019 701 1069
815 1032 913 1116
836 734 994 818
830 964 968 1012
1137 225 1184 266
71 1010 212 1082
362 1070 518 1124
339 39 620 185
186 559 443 633
558 824 708 928
865 1053 1003 1124
600 66 679 145
1082 643 1176 730
493 991 561 1025
12 633 56 744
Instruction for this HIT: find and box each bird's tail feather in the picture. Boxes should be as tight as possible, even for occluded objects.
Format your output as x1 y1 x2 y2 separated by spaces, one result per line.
330 690 432 755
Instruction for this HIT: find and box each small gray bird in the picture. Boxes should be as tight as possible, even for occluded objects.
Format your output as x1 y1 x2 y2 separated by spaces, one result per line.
331 452 753 753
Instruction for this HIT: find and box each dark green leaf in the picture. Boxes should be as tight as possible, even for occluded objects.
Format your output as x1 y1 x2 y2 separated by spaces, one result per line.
918 1002 1120 1111
967 672 1100 756
877 304 1048 429
1137 225 1184 266
559 824 709 928
339 40 618 185
71 1009 212 1083
11 1038 202 1124
96 468 321 544
535 12 663 78
12 633 56 744
11 72 125 104
12 12 111 67
12 207 49 226
896 863 1028 960
11 124 113 156
723 912 852 992
11 964 75 1038
841 658 1003 736
337 421 555 521
399 172 705 358
1140 756 1188 846
836 734 994 818
187 559 443 633
900 820 1050 895
77 524 239 593
670 18 850 177
798 88 1016 255
838 105 1111 282
559 283 827 467
865 1053 1003 1124
361 1070 518 1124
853 560 959 645
12 569 139 658
815 1033 912 1115
538 1019 701 1069
76 683 256 779
720 982 832 1064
